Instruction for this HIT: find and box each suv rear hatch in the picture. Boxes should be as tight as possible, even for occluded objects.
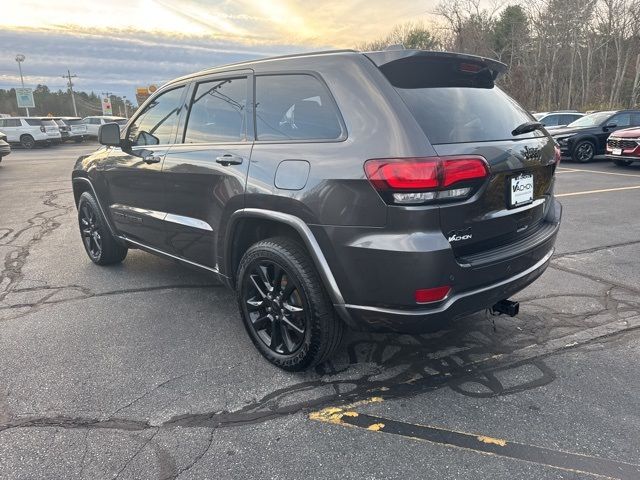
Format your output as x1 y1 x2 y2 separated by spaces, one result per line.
366 51 558 264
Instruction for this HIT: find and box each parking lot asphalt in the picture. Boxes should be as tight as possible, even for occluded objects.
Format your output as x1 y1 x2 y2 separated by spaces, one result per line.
1 145 639 479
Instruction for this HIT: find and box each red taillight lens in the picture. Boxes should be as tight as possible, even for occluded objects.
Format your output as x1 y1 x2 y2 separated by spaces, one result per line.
441 158 489 187
415 286 451 304
364 158 439 190
364 156 488 193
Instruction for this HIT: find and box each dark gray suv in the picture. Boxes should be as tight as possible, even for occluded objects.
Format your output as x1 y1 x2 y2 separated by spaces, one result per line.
72 49 562 370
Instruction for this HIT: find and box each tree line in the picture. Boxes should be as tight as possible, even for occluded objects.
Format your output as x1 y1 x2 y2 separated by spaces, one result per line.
0 85 134 118
359 0 640 112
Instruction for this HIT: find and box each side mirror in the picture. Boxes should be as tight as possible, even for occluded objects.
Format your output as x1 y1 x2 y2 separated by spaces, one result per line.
604 123 617 130
98 123 121 147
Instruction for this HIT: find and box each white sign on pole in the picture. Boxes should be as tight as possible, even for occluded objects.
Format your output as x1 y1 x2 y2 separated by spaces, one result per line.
16 88 35 108
102 96 113 115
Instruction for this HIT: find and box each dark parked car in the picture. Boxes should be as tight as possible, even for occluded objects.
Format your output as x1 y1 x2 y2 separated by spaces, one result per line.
533 111 584 129
606 127 640 166
0 131 10 162
72 49 562 370
552 110 640 162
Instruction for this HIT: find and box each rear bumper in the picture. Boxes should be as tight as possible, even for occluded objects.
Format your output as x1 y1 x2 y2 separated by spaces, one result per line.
340 247 553 332
325 198 561 333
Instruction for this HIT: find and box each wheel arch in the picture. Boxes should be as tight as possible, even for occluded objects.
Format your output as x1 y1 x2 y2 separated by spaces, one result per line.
224 209 345 308
72 176 122 243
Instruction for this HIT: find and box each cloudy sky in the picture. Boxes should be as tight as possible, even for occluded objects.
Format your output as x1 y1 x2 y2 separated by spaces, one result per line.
0 0 436 99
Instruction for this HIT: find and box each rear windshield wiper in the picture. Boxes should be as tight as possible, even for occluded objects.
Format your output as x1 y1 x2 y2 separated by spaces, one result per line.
512 121 544 136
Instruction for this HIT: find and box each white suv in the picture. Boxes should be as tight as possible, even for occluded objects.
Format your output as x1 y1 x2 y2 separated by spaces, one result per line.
0 117 61 149
82 116 127 138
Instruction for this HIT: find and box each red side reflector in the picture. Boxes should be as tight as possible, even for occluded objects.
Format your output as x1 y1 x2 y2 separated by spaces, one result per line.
415 286 451 304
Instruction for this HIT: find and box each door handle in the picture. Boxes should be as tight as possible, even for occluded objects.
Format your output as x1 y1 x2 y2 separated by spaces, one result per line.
215 154 243 166
142 155 162 164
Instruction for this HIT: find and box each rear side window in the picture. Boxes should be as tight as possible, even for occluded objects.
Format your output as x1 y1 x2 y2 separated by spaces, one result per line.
383 56 540 144
184 77 247 143
255 74 342 141
610 113 631 127
25 119 42 126
128 87 185 146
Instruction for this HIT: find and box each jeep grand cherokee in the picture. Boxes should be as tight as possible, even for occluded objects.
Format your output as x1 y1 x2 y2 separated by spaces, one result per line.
72 49 562 370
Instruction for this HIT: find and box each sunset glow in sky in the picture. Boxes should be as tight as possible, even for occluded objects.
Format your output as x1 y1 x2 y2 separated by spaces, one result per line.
0 0 437 97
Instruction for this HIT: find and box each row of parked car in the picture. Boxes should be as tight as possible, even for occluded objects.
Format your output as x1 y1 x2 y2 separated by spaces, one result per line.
533 109 640 165
0 115 127 150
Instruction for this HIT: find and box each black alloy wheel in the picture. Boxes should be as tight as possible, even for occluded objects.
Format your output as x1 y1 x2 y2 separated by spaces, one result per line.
79 202 103 261
77 192 127 265
237 237 344 371
243 260 308 355
573 140 595 163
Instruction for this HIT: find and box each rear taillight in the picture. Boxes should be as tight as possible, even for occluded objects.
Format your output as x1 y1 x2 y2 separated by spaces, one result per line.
554 145 561 166
40 126 46 133
364 156 488 205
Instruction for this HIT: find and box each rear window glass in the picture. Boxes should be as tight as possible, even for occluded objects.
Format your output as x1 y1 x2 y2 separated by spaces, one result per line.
396 87 539 144
25 119 42 126
67 119 83 125
382 57 540 144
54 119 66 126
255 74 343 141
41 120 57 127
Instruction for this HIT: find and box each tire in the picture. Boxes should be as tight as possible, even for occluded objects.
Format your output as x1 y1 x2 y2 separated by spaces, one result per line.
77 192 127 265
613 159 633 167
74 137 84 143
20 135 35 149
572 140 595 163
237 237 344 371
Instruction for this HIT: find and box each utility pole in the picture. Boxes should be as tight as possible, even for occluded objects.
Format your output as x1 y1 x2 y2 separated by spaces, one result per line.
61 69 78 116
15 54 29 116
122 95 129 119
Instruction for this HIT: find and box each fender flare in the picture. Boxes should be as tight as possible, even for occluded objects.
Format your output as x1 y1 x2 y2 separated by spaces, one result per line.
225 208 346 308
571 134 599 153
72 176 122 242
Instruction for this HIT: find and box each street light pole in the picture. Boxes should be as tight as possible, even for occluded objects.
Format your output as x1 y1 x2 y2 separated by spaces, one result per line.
15 54 29 116
62 70 78 117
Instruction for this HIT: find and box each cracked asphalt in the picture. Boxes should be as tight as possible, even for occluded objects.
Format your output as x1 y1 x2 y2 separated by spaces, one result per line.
1 145 640 479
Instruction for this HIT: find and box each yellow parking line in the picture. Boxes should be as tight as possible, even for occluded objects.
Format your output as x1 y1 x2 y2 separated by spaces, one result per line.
557 185 640 197
309 406 640 479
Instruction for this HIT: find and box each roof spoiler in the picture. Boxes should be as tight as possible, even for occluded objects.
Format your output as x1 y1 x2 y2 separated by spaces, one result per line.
364 50 508 81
